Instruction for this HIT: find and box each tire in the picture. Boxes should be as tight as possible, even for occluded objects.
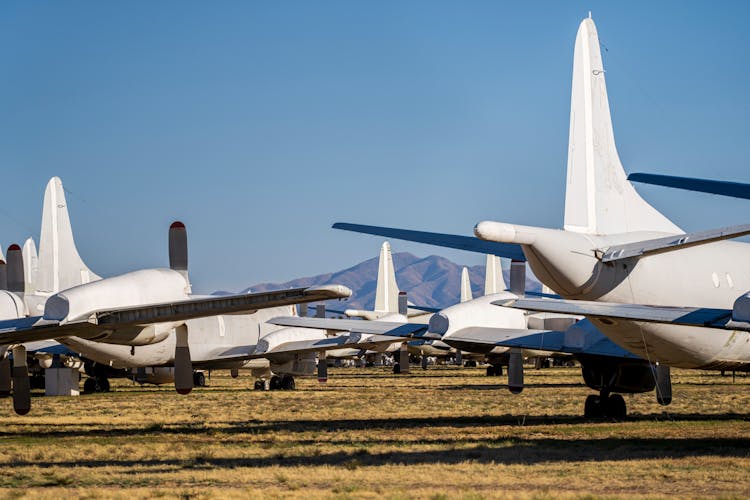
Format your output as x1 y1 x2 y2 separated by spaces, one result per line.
83 377 97 394
486 366 496 377
193 371 206 387
281 375 295 390
254 380 264 391
605 394 627 419
269 376 281 390
584 395 603 418
99 377 110 393
393 363 401 374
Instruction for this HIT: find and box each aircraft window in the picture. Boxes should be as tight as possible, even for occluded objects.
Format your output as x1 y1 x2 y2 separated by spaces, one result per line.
726 273 735 289
712 272 720 288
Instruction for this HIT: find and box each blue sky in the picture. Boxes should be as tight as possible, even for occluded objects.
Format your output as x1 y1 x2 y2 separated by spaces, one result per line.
0 1 749 292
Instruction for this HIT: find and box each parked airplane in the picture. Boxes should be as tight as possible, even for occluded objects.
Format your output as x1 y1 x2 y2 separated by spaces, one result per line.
0 178 352 414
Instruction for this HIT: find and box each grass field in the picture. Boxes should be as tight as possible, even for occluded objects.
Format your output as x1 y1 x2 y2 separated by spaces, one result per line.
1 365 749 498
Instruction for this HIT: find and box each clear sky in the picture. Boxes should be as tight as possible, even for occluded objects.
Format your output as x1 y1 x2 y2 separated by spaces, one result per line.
1 1 749 292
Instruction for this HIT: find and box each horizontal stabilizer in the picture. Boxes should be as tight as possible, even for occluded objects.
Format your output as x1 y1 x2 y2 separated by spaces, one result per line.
333 223 526 261
599 224 750 262
268 316 430 338
629 173 750 200
501 297 738 330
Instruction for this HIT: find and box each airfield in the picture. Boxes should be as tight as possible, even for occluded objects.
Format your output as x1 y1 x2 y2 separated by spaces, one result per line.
2 365 749 498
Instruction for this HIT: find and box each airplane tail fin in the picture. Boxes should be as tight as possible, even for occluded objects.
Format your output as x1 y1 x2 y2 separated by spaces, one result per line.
563 18 680 235
484 254 506 295
36 177 100 294
374 241 399 313
460 267 472 303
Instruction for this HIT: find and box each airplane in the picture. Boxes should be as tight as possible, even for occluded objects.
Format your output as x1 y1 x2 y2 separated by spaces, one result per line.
0 178 352 414
311 16 750 416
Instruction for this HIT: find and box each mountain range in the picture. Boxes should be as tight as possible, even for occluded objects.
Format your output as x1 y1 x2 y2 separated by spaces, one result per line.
242 252 541 311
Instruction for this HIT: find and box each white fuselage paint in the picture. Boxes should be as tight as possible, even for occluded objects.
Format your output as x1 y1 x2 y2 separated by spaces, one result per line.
59 305 295 369
521 233 750 370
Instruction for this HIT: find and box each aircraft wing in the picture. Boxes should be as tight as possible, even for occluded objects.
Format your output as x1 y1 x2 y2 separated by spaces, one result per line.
599 224 750 263
500 297 738 330
628 173 750 200
0 285 352 346
268 316 431 337
444 326 641 359
332 223 526 261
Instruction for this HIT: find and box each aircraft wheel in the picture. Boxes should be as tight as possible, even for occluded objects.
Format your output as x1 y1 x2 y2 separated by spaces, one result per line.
99 377 110 393
253 380 264 391
584 395 603 418
193 371 206 387
281 375 295 390
270 376 281 391
83 377 97 394
486 366 495 377
605 394 627 419
393 363 401 374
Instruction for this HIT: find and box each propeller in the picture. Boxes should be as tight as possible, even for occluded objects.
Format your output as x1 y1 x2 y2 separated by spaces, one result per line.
396 292 410 374
168 222 193 395
7 244 24 294
315 305 328 383
0 258 7 291
299 303 308 317
0 353 10 397
655 363 672 406
507 347 524 394
173 324 193 395
509 259 526 296
11 345 30 415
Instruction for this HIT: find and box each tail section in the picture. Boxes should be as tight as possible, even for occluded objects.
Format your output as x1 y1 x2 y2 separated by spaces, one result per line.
22 238 38 294
563 18 680 235
483 254 506 295
36 177 100 294
460 267 472 303
374 241 399 313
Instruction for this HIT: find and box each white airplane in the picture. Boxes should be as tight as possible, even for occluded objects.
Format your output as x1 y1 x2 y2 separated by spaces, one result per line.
312 16 750 417
0 178 352 414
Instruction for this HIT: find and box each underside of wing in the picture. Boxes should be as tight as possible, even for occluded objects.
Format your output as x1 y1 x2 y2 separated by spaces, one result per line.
502 298 734 330
268 316 430 337
333 223 526 261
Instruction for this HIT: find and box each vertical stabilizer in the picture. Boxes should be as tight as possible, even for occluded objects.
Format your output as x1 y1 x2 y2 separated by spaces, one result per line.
36 177 101 293
22 238 38 294
374 241 399 313
483 254 506 295
460 267 472 303
564 18 681 235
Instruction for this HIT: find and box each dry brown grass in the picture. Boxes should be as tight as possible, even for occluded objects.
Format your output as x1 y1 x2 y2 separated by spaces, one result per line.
0 366 749 498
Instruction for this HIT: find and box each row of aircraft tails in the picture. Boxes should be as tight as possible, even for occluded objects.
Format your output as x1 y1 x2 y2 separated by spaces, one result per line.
3 16 748 419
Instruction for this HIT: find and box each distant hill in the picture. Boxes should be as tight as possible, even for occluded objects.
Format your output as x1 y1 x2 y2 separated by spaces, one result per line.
239 252 541 311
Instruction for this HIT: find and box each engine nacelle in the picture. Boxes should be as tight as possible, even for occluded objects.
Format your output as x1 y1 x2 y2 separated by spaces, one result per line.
0 291 26 320
580 355 656 394
431 292 526 337
732 292 750 323
44 268 189 323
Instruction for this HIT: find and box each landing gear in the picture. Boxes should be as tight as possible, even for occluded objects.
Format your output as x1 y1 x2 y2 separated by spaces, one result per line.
486 364 503 377
263 374 296 391
280 374 295 390
464 360 477 368
193 371 206 387
584 393 626 419
83 376 110 394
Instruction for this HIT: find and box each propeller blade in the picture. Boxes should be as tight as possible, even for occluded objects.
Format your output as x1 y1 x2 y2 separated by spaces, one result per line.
317 350 328 383
508 347 524 394
11 345 31 415
7 244 24 294
169 221 188 277
655 363 672 406
0 355 10 396
509 259 526 296
174 325 193 395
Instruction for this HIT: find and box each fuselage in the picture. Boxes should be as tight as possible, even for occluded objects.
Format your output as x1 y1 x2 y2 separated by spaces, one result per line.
523 231 750 370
